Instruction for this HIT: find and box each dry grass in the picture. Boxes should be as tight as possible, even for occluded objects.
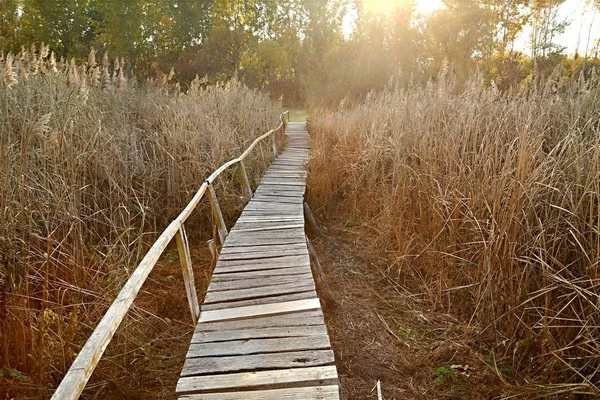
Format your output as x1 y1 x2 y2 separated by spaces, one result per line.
308 69 600 396
0 45 280 396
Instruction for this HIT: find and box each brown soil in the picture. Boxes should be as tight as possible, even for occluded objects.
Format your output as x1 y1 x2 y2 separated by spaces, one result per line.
313 225 512 400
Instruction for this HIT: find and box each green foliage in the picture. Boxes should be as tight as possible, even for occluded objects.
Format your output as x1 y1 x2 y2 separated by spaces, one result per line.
0 1 596 110
433 366 455 386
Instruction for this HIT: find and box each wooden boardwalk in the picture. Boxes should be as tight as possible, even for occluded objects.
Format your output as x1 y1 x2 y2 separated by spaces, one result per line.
175 122 340 399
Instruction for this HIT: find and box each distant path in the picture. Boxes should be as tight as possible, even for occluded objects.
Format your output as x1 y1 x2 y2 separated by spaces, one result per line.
175 122 340 399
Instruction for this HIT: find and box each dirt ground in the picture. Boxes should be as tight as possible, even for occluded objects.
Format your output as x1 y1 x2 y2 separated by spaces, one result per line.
312 225 511 400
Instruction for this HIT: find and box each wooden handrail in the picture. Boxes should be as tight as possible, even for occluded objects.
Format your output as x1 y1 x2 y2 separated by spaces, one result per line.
51 112 289 400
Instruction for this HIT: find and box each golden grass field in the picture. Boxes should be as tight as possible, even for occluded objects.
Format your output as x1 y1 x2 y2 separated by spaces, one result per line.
307 71 600 396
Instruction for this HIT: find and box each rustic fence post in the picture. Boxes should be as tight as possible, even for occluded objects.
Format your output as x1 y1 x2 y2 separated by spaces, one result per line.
238 160 253 200
175 222 200 324
207 182 228 244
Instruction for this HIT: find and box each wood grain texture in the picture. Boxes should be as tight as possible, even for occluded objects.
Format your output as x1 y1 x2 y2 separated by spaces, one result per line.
191 324 328 343
181 349 335 376
208 273 314 291
201 291 317 311
179 386 339 400
198 298 322 323
176 366 339 394
195 310 325 332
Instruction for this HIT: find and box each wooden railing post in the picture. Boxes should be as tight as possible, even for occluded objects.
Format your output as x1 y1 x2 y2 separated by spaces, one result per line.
238 161 253 200
207 182 228 244
175 222 200 324
271 133 278 158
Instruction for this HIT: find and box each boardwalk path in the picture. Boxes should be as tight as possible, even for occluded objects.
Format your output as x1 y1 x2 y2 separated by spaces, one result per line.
175 122 340 399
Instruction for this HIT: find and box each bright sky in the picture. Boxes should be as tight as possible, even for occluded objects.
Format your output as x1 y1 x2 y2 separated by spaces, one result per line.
343 0 600 57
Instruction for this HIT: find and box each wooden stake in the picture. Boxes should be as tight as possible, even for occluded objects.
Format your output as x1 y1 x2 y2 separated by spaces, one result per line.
271 134 278 158
304 202 323 237
176 222 200 324
238 161 253 200
306 237 336 308
207 182 228 245
207 238 217 268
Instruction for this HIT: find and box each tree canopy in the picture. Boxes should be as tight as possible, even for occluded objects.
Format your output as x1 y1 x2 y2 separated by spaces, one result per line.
1 0 598 104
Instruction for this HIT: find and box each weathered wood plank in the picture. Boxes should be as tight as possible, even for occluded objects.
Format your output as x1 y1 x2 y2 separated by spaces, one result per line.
179 385 339 400
233 224 305 233
207 183 228 244
187 335 331 358
217 248 308 261
215 254 310 270
201 291 317 311
176 366 339 395
181 349 335 376
208 273 313 292
210 267 312 282
226 229 306 239
195 310 324 332
176 223 200 324
198 298 321 323
203 281 315 305
220 242 306 254
191 324 329 343
250 198 304 205
220 239 307 250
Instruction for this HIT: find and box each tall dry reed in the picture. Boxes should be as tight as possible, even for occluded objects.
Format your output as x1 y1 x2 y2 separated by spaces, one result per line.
308 69 600 395
0 45 279 393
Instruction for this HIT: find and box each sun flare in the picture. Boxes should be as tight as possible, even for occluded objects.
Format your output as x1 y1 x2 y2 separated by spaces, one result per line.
363 0 443 15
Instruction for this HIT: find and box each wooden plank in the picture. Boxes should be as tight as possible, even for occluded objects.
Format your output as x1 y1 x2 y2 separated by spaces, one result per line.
210 267 312 282
216 251 309 264
250 198 304 205
177 366 338 395
198 298 321 323
187 335 331 358
227 228 305 237
191 325 329 343
236 216 304 222
262 172 307 178
222 236 306 246
208 273 314 291
207 183 228 244
215 254 310 270
220 243 307 254
238 160 253 200
225 233 306 243
252 190 305 197
176 223 200 324
242 209 304 219
195 310 324 332
233 224 305 233
179 386 340 400
260 181 306 187
203 281 315 305
201 291 317 311
181 349 335 376
251 190 305 197
243 204 304 212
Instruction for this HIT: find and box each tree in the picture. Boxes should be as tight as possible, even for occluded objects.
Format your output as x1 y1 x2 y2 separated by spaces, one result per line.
19 0 93 58
529 0 569 59
425 0 496 80
0 0 21 52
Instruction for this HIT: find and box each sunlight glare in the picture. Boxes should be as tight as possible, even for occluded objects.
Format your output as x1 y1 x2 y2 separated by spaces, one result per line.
364 0 443 15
